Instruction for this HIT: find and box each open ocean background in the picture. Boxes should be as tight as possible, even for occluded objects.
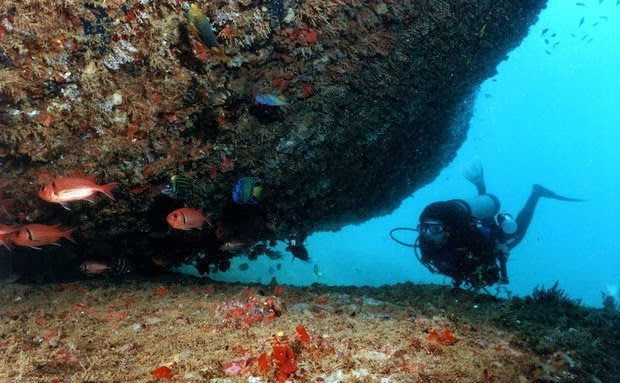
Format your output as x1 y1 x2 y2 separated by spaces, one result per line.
182 0 620 308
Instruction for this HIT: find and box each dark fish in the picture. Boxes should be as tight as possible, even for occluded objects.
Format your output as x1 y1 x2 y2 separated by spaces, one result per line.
600 16 608 20
545 39 549 44
111 257 132 275
541 28 549 35
582 34 589 40
484 93 492 99
576 2 586 6
264 248 283 260
587 38 594 43
553 42 560 47
238 262 249 271
593 22 600 26
268 266 275 274
161 175 193 200
276 263 282 270
268 0 285 28
232 177 262 205
551 33 557 38
545 50 551 55
579 17 585 26
571 33 577 38
599 0 603 3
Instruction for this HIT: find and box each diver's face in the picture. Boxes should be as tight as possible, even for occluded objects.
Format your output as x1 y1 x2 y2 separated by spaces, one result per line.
419 220 448 247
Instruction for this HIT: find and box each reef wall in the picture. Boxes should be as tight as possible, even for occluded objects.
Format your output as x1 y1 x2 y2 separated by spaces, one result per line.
0 0 547 278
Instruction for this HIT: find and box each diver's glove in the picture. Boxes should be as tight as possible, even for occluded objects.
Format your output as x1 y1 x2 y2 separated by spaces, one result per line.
463 158 484 186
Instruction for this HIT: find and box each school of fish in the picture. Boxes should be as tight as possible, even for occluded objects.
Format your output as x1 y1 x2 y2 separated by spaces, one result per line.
1 174 254 254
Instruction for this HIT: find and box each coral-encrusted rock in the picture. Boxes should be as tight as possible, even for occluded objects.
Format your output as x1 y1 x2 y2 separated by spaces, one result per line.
0 0 547 278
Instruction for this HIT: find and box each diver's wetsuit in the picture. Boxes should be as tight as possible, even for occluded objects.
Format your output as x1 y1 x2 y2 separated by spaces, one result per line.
420 177 582 288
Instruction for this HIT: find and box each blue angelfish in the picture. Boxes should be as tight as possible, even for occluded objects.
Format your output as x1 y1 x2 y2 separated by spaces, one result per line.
232 177 263 204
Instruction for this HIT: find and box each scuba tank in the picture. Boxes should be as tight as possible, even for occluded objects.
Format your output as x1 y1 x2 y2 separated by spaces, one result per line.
496 212 518 235
461 194 500 220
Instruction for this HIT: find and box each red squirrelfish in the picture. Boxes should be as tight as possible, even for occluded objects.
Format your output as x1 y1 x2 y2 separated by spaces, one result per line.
0 224 20 235
167 208 211 230
0 234 11 250
80 260 111 275
0 224 20 250
10 224 76 249
38 177 119 210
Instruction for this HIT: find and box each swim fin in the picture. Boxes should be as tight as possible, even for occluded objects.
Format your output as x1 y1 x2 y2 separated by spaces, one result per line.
532 184 584 202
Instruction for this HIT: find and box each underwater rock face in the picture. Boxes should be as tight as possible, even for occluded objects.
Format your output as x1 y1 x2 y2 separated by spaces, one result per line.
0 0 546 275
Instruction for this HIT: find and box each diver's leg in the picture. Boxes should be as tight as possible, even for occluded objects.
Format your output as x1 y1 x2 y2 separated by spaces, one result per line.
507 184 583 249
498 253 509 284
506 189 540 249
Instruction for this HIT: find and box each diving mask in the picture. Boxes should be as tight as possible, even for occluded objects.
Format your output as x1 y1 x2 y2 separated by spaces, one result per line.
418 221 445 236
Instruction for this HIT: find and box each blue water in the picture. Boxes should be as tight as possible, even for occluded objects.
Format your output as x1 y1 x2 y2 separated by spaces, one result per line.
185 0 620 307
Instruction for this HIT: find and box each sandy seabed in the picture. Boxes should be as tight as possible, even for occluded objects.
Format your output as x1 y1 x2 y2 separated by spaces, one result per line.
0 275 589 383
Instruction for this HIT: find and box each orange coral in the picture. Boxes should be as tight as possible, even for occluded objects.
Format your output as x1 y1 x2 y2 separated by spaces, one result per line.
427 329 457 345
295 325 310 343
218 295 284 328
152 365 173 380
218 26 235 41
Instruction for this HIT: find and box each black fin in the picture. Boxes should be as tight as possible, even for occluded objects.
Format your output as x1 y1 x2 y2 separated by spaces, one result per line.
533 184 584 202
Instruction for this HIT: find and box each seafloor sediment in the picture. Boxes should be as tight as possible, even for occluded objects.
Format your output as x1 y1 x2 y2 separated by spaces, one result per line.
0 276 617 383
0 0 547 272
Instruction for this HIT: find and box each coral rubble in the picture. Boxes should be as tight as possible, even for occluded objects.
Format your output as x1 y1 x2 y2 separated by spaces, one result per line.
0 278 617 382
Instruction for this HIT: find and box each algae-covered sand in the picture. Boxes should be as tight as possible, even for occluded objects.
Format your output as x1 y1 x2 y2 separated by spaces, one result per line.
0 275 617 383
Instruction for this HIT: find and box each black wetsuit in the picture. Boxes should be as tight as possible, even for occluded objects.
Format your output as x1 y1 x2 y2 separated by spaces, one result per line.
418 199 501 288
418 182 567 288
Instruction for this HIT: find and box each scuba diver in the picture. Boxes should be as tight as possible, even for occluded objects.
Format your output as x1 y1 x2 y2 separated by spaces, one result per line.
390 160 583 290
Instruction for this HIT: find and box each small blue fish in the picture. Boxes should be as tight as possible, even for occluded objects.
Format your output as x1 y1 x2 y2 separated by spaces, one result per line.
255 94 289 107
232 177 263 204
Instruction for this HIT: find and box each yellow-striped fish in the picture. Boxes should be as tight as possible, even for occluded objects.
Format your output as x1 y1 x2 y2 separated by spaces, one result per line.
186 4 231 63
